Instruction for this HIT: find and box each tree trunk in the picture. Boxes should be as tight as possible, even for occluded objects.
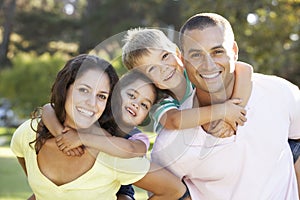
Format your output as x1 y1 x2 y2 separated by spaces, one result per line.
0 0 16 68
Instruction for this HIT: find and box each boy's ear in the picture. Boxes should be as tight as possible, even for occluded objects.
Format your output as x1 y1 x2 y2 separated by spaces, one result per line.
175 47 184 67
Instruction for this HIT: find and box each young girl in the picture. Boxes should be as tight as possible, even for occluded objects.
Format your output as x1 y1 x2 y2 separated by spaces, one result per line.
11 54 190 200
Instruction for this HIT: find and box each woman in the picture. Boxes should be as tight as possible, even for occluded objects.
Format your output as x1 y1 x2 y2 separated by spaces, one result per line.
10 54 190 200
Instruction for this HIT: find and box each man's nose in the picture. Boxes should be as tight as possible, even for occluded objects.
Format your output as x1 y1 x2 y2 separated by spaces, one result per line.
199 55 216 71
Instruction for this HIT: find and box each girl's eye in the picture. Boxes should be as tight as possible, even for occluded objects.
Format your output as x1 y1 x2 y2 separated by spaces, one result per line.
141 102 149 110
127 92 135 99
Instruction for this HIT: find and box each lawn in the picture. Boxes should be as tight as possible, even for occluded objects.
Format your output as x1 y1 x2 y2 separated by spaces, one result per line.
0 127 150 200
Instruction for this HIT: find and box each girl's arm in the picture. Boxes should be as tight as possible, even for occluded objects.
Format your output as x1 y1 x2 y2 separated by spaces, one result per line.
42 103 84 156
56 129 148 158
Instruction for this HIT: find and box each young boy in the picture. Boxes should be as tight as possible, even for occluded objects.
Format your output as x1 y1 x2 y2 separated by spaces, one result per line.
122 28 252 137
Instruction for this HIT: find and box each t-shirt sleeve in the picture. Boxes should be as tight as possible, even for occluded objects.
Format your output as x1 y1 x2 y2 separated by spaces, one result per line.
287 82 300 139
152 96 179 133
99 153 150 185
10 119 32 157
128 132 150 151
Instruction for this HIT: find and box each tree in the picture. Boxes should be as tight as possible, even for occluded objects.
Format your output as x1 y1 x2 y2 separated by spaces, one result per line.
0 0 16 67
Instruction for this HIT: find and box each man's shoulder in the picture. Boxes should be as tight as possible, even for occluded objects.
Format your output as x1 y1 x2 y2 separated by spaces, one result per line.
253 73 298 88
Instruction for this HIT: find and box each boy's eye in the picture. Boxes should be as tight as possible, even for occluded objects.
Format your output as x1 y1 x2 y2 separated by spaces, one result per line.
148 65 156 73
162 53 169 60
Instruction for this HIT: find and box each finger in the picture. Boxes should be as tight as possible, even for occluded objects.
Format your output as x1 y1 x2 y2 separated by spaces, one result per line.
77 147 84 155
240 115 247 122
59 145 66 151
230 98 242 104
241 108 247 115
55 135 62 142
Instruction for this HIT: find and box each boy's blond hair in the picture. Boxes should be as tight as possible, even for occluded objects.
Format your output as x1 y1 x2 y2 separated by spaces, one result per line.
122 28 177 70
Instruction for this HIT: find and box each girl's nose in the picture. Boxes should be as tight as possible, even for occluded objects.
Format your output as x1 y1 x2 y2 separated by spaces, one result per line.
131 101 139 109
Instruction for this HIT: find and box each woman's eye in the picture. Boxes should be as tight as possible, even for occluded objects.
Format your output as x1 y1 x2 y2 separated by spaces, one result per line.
98 94 107 100
79 88 88 93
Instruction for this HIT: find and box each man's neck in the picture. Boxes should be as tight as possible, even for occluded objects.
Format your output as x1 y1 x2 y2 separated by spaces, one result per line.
196 77 235 106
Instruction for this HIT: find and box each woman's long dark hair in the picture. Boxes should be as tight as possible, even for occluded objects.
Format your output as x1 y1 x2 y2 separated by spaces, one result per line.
30 54 119 153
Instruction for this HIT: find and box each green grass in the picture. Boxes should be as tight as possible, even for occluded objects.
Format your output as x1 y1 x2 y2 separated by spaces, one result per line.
0 127 151 199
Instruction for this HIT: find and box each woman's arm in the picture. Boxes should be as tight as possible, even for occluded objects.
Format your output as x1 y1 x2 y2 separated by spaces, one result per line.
17 157 27 176
56 130 147 158
134 162 190 200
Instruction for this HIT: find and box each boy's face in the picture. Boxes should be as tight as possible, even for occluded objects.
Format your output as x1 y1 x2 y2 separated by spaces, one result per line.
120 79 155 126
136 48 185 90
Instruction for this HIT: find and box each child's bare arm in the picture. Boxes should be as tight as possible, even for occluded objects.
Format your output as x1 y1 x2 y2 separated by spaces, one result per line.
160 99 245 130
42 103 63 137
42 103 84 156
57 129 147 158
232 61 253 107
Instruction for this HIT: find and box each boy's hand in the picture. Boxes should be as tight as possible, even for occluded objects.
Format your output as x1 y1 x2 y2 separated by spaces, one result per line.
56 129 84 156
224 99 247 129
205 120 235 138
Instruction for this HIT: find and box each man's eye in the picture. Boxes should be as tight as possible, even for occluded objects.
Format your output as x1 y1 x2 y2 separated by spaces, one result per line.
213 49 224 55
190 53 201 58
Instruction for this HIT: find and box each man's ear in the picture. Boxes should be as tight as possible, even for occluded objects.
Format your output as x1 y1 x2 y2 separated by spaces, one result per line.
233 41 239 61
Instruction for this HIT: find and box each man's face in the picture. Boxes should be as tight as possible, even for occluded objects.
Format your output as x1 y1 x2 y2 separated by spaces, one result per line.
182 26 238 96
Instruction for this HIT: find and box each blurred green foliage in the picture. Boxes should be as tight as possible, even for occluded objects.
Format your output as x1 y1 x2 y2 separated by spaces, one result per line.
0 52 65 117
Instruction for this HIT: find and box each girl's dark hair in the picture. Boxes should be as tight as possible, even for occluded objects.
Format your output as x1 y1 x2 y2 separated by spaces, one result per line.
30 54 119 153
102 69 166 137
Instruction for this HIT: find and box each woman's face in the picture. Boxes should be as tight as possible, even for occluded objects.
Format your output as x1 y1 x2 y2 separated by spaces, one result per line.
119 79 156 127
64 68 110 129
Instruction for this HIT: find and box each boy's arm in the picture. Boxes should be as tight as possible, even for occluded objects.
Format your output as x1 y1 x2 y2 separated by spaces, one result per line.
57 129 147 158
232 61 253 107
160 99 246 130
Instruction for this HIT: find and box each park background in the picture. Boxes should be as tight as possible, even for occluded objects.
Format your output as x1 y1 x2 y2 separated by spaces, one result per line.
0 0 299 199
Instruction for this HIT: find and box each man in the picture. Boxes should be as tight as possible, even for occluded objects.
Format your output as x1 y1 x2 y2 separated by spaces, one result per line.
151 13 300 199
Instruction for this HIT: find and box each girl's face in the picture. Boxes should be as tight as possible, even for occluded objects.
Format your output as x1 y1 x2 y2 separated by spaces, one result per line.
64 69 110 129
120 79 156 127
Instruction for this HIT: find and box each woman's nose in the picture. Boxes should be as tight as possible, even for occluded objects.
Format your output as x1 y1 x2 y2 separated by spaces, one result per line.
87 96 97 106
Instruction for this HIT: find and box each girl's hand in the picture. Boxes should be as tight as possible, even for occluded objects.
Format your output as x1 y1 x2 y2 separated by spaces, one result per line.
224 99 247 129
55 129 84 156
